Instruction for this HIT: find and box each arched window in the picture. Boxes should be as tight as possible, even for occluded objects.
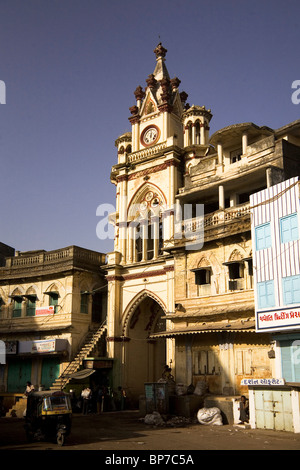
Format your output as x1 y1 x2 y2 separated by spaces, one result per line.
128 188 165 263
195 121 201 144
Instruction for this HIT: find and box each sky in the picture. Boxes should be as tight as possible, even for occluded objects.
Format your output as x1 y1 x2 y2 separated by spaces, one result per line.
0 0 299 255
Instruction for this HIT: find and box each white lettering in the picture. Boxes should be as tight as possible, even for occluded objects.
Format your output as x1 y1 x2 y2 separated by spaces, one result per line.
0 80 6 104
291 80 300 105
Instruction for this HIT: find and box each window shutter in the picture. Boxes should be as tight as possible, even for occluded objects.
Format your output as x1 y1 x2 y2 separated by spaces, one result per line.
255 223 271 251
280 213 299 244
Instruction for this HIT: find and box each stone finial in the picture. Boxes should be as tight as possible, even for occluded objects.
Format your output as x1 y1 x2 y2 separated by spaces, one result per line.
146 74 157 89
180 91 188 103
129 105 139 115
171 77 181 90
134 86 145 101
154 42 167 59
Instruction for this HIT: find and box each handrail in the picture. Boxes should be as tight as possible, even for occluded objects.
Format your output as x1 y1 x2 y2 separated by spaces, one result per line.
58 320 107 383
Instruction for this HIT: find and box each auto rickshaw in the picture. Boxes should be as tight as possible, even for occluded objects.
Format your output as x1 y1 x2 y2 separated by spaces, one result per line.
24 390 72 446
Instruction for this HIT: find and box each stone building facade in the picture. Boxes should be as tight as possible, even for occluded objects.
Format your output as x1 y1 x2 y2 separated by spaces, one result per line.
0 245 106 393
106 43 300 404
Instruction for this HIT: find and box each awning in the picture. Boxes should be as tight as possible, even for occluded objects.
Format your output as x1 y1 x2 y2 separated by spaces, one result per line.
150 320 256 339
63 369 96 380
163 301 254 318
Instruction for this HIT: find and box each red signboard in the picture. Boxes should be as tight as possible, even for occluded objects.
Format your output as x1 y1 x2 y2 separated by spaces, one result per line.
35 306 55 316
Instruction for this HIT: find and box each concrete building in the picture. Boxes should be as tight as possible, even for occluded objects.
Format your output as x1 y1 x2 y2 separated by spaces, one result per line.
106 43 300 413
247 177 300 432
0 245 107 397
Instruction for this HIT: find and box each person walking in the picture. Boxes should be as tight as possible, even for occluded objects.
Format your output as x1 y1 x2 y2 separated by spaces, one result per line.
81 387 92 415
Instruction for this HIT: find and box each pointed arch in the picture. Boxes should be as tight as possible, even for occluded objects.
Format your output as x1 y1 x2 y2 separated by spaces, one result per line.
127 182 167 220
121 289 166 336
11 286 25 297
228 248 243 262
25 285 38 297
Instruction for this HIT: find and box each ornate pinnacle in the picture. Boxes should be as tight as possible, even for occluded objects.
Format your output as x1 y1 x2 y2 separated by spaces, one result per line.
134 86 145 101
146 74 157 89
154 42 167 59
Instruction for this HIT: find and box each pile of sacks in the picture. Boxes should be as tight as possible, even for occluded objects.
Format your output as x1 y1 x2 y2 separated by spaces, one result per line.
197 407 223 426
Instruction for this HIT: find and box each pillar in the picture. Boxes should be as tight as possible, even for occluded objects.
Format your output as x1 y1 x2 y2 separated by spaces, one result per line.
219 185 225 210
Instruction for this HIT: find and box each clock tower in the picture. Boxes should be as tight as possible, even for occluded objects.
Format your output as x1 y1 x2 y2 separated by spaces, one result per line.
105 43 211 404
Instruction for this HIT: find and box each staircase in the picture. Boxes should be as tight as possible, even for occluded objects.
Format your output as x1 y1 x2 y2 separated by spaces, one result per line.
4 324 107 417
5 397 27 418
50 323 107 391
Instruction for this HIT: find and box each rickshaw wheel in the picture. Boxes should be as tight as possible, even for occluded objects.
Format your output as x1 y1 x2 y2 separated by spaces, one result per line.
56 432 65 446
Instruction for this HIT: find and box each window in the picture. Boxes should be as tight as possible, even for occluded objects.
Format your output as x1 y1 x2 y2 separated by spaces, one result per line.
193 268 211 296
80 292 89 314
235 350 252 375
257 280 275 309
48 292 59 313
255 222 271 251
282 275 300 305
280 339 300 382
12 297 22 318
280 213 299 244
92 292 103 323
194 268 211 285
26 296 36 316
230 148 242 163
135 223 143 262
193 350 219 375
228 262 243 280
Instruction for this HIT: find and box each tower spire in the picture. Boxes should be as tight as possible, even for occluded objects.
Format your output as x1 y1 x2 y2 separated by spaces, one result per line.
153 42 170 81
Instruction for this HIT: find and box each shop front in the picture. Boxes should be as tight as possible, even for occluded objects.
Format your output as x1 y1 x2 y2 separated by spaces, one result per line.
3 338 69 393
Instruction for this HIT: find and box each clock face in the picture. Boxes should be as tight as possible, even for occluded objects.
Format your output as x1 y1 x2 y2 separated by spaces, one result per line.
141 125 160 146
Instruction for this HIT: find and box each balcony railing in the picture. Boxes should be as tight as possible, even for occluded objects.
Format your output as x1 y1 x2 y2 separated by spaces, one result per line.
4 246 106 269
182 202 251 234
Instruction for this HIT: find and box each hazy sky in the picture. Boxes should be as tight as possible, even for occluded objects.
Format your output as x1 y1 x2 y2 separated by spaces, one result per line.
0 0 299 254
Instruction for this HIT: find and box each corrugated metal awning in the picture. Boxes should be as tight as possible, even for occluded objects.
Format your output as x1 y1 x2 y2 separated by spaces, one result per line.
150 321 256 339
63 369 96 380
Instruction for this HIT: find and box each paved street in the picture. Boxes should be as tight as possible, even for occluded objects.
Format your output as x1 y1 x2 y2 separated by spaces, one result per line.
0 410 300 452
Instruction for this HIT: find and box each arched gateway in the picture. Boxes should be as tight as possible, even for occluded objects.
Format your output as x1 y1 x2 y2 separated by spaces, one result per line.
121 294 166 403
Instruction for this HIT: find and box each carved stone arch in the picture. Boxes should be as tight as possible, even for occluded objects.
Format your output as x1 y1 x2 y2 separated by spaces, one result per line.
42 281 65 304
11 286 25 297
197 256 211 268
127 182 167 220
121 290 166 336
228 248 243 262
25 285 38 296
45 282 60 293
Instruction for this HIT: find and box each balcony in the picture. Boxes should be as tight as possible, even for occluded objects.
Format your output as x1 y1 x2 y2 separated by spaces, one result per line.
0 246 106 280
172 202 251 246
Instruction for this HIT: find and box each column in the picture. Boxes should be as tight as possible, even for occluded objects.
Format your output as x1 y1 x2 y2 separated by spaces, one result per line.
192 123 196 145
153 217 159 259
127 224 134 263
200 122 205 145
133 225 137 263
142 220 147 262
242 132 248 155
217 143 223 165
219 185 225 210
